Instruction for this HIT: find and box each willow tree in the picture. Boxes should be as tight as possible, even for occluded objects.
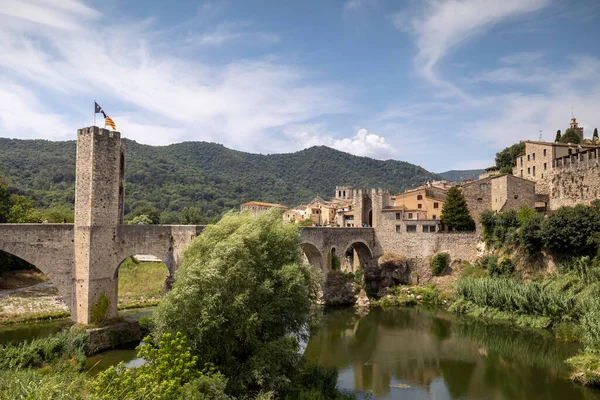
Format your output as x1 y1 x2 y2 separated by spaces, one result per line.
153 209 319 395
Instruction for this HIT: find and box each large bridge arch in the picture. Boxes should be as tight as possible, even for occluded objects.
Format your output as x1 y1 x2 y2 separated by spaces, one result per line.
0 224 75 317
300 242 325 276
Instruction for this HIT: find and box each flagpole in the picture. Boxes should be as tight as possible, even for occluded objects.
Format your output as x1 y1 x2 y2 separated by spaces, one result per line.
93 100 96 127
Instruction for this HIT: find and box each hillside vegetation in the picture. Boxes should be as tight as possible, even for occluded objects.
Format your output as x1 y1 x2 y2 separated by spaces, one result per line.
0 138 440 223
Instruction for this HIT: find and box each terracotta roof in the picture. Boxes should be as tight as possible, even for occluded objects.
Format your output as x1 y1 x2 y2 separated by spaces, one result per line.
241 201 287 208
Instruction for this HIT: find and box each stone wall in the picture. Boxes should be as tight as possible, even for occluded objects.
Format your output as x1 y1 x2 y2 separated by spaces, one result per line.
548 160 600 210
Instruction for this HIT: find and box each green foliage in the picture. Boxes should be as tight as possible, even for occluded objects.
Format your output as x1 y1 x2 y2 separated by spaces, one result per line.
555 130 561 142
90 293 111 325
297 219 314 227
499 166 513 174
542 204 600 258
130 214 153 225
567 353 600 387
594 128 599 140
7 194 40 223
153 209 319 395
495 142 525 170
0 139 440 223
42 204 73 223
560 128 582 144
0 368 87 400
89 332 230 400
455 277 574 319
479 209 495 243
0 329 88 370
0 177 11 223
440 186 475 232
430 253 448 276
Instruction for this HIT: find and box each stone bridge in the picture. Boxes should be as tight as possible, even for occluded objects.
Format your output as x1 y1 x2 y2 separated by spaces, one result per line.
0 127 379 324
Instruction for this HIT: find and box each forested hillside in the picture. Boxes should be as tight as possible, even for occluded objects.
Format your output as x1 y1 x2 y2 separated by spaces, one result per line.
438 169 484 182
0 138 441 223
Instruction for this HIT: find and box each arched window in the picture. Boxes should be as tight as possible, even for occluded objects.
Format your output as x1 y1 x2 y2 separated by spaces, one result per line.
417 194 423 200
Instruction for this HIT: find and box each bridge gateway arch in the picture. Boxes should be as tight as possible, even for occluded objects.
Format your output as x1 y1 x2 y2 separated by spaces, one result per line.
0 127 378 324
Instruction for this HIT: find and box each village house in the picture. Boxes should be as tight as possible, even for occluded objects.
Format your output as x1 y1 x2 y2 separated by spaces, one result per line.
240 201 288 216
392 186 447 221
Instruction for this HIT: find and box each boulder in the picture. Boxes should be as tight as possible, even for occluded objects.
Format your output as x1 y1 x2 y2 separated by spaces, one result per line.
355 289 370 309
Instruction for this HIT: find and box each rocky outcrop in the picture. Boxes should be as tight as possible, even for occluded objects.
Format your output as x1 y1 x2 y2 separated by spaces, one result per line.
323 271 360 306
355 289 370 309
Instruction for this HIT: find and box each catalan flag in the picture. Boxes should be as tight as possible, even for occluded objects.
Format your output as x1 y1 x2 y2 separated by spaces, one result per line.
94 101 117 130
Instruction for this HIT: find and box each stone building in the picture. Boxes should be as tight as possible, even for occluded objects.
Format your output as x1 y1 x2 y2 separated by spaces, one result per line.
461 174 535 229
547 147 600 209
240 201 288 216
392 187 446 221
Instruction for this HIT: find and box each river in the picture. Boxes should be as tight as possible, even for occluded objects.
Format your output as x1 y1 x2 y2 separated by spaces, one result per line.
1 307 598 399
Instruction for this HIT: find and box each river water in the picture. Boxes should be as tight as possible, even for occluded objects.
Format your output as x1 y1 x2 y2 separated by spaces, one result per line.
1 307 598 399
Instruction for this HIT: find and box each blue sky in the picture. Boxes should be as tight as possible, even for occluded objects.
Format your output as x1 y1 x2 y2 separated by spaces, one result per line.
0 0 599 172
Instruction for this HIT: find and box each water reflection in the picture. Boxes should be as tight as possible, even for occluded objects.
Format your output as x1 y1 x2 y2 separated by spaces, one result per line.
304 307 600 400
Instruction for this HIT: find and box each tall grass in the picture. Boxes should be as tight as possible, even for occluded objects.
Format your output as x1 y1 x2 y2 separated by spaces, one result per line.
0 329 88 370
455 277 575 319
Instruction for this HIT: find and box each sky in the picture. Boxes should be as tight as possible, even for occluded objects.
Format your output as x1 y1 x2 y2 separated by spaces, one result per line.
0 0 599 172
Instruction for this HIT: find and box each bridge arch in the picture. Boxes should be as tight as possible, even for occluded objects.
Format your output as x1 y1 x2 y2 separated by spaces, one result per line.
114 255 170 312
300 242 325 276
0 248 72 318
342 240 374 272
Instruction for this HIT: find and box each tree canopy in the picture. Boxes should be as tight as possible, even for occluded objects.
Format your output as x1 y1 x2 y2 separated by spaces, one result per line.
495 142 525 170
153 209 319 395
594 128 599 140
440 187 476 231
559 128 582 144
555 130 562 142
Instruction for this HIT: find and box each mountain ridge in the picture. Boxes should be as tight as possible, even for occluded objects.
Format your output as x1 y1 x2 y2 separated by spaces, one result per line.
0 137 474 223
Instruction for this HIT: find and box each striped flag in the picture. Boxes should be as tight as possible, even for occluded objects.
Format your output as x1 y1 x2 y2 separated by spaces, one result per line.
94 102 117 130
104 115 116 130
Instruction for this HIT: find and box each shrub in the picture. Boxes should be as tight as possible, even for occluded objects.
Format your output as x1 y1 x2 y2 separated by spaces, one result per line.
542 205 600 258
480 209 495 243
499 258 515 276
518 214 543 256
430 253 448 276
89 332 230 400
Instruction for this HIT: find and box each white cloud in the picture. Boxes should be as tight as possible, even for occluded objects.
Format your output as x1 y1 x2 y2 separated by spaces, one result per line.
391 0 549 99
500 51 544 65
343 0 376 15
285 125 394 159
188 22 280 46
0 0 346 154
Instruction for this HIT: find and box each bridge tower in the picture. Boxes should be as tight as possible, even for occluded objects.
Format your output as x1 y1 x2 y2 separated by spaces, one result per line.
73 126 125 324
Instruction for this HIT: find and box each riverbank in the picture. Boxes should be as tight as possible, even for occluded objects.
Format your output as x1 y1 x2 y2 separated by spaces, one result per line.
0 259 168 324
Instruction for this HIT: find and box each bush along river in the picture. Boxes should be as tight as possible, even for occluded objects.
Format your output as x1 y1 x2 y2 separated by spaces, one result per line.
1 306 599 399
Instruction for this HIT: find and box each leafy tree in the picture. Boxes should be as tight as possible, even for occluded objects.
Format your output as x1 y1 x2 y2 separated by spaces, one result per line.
499 166 513 174
559 128 582 144
131 205 160 224
178 207 202 224
42 205 73 223
479 209 495 243
440 187 475 231
7 195 40 223
594 128 599 140
555 130 562 142
131 214 153 225
153 209 319 395
518 214 544 256
0 178 10 223
495 142 525 170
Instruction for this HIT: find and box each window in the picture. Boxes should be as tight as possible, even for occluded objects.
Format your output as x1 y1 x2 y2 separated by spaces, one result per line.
520 157 523 167
543 149 547 157
408 212 413 219
533 166 536 176
480 183 487 191
541 174 544 179
514 195 519 199
395 225 401 233
406 225 417 233
395 212 401 220
569 148 572 155
527 154 530 161
418 204 422 209
417 194 423 200
520 169 523 177
433 202 439 209
528 167 531 175
432 215 436 220
533 153 536 160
